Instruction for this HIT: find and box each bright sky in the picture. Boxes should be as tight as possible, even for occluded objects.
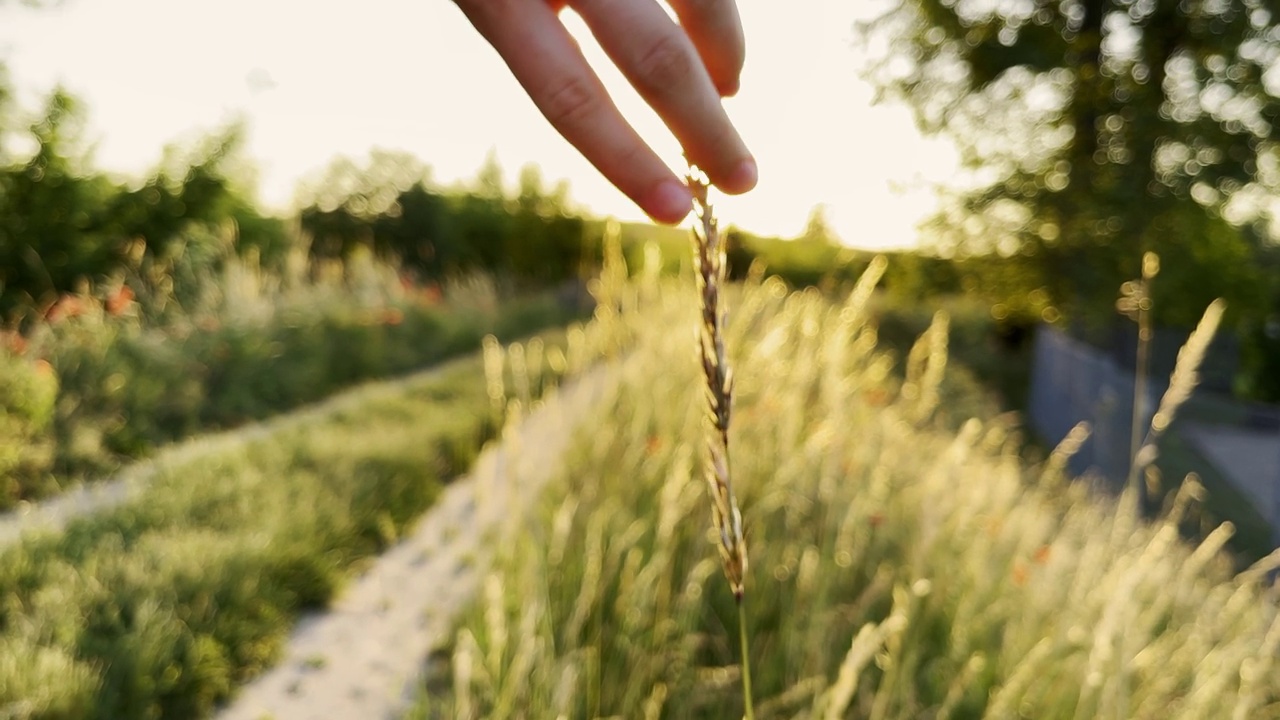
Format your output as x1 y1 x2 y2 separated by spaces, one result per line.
0 0 960 250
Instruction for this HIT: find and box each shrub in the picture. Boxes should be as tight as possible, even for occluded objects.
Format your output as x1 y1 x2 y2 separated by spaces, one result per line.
0 350 59 502
0 253 583 508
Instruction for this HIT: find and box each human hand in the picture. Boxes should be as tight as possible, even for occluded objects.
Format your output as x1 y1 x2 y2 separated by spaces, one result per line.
454 0 756 224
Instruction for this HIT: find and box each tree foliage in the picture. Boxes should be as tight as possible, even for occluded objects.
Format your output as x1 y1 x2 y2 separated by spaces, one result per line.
298 154 589 285
0 80 286 320
862 0 1280 328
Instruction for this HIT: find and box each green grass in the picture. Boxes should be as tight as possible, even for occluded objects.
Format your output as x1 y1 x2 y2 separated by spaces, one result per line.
414 269 1280 719
0 327 578 719
871 293 1032 420
872 292 1278 567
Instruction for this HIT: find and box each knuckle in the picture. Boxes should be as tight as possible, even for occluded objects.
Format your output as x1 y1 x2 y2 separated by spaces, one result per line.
633 35 697 96
540 75 601 128
610 139 650 174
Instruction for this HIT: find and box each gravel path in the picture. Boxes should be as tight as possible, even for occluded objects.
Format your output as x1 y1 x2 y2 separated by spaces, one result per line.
215 367 612 720
0 358 475 549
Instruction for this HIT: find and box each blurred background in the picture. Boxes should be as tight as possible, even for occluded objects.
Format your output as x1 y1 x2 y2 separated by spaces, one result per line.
1 0 1278 552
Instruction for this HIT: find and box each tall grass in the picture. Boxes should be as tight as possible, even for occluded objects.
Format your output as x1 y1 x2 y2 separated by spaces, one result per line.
415 252 1279 718
0 244 581 507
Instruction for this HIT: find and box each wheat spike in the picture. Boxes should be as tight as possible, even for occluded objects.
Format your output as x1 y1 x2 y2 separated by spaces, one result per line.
687 168 747 601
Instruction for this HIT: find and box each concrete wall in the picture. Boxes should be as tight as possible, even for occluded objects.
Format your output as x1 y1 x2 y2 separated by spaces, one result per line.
1027 325 1164 484
1029 324 1280 546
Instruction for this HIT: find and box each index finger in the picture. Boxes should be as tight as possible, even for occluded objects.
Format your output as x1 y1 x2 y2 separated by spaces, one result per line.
454 0 694 224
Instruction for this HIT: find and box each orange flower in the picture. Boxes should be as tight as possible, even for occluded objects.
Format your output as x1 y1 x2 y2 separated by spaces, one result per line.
46 295 85 323
1012 561 1028 587
864 388 891 407
1 331 27 356
106 285 135 316
419 284 442 306
380 308 404 326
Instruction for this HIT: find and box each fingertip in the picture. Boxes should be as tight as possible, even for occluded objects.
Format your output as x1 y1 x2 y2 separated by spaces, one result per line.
717 158 757 195
716 76 741 98
646 180 694 224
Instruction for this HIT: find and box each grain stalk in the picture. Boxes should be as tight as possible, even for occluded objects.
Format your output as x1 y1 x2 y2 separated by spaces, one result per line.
1130 297 1225 480
1118 250 1226 498
687 168 754 719
1117 252 1159 503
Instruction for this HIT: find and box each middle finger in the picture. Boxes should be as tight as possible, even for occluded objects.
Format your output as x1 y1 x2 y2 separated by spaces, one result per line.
569 0 757 194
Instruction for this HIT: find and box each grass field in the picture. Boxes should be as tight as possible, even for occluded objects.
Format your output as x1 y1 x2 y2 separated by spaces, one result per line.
3 243 1278 719
412 259 1280 719
0 324 585 719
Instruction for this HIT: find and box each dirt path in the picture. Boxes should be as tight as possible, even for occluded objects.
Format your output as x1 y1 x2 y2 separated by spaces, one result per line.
215 367 612 720
0 359 476 548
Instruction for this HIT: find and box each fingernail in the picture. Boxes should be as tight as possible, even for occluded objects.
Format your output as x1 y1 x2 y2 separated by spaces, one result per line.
648 180 693 224
725 159 758 194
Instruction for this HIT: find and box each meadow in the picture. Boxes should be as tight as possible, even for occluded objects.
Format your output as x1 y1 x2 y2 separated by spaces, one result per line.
413 249 1280 719
1 236 1277 719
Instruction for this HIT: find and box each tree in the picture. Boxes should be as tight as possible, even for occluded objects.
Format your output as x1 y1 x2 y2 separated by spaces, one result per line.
475 149 505 201
862 0 1280 327
801 203 836 245
0 87 283 317
297 150 436 261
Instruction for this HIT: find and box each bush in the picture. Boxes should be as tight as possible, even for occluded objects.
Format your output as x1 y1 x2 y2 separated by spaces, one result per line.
0 253 585 508
0 350 59 502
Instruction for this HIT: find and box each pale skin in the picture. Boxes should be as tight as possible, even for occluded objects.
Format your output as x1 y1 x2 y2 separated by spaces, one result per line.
453 0 756 224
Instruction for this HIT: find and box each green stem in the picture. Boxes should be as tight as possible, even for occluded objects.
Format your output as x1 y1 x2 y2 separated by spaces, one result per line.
738 597 756 720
